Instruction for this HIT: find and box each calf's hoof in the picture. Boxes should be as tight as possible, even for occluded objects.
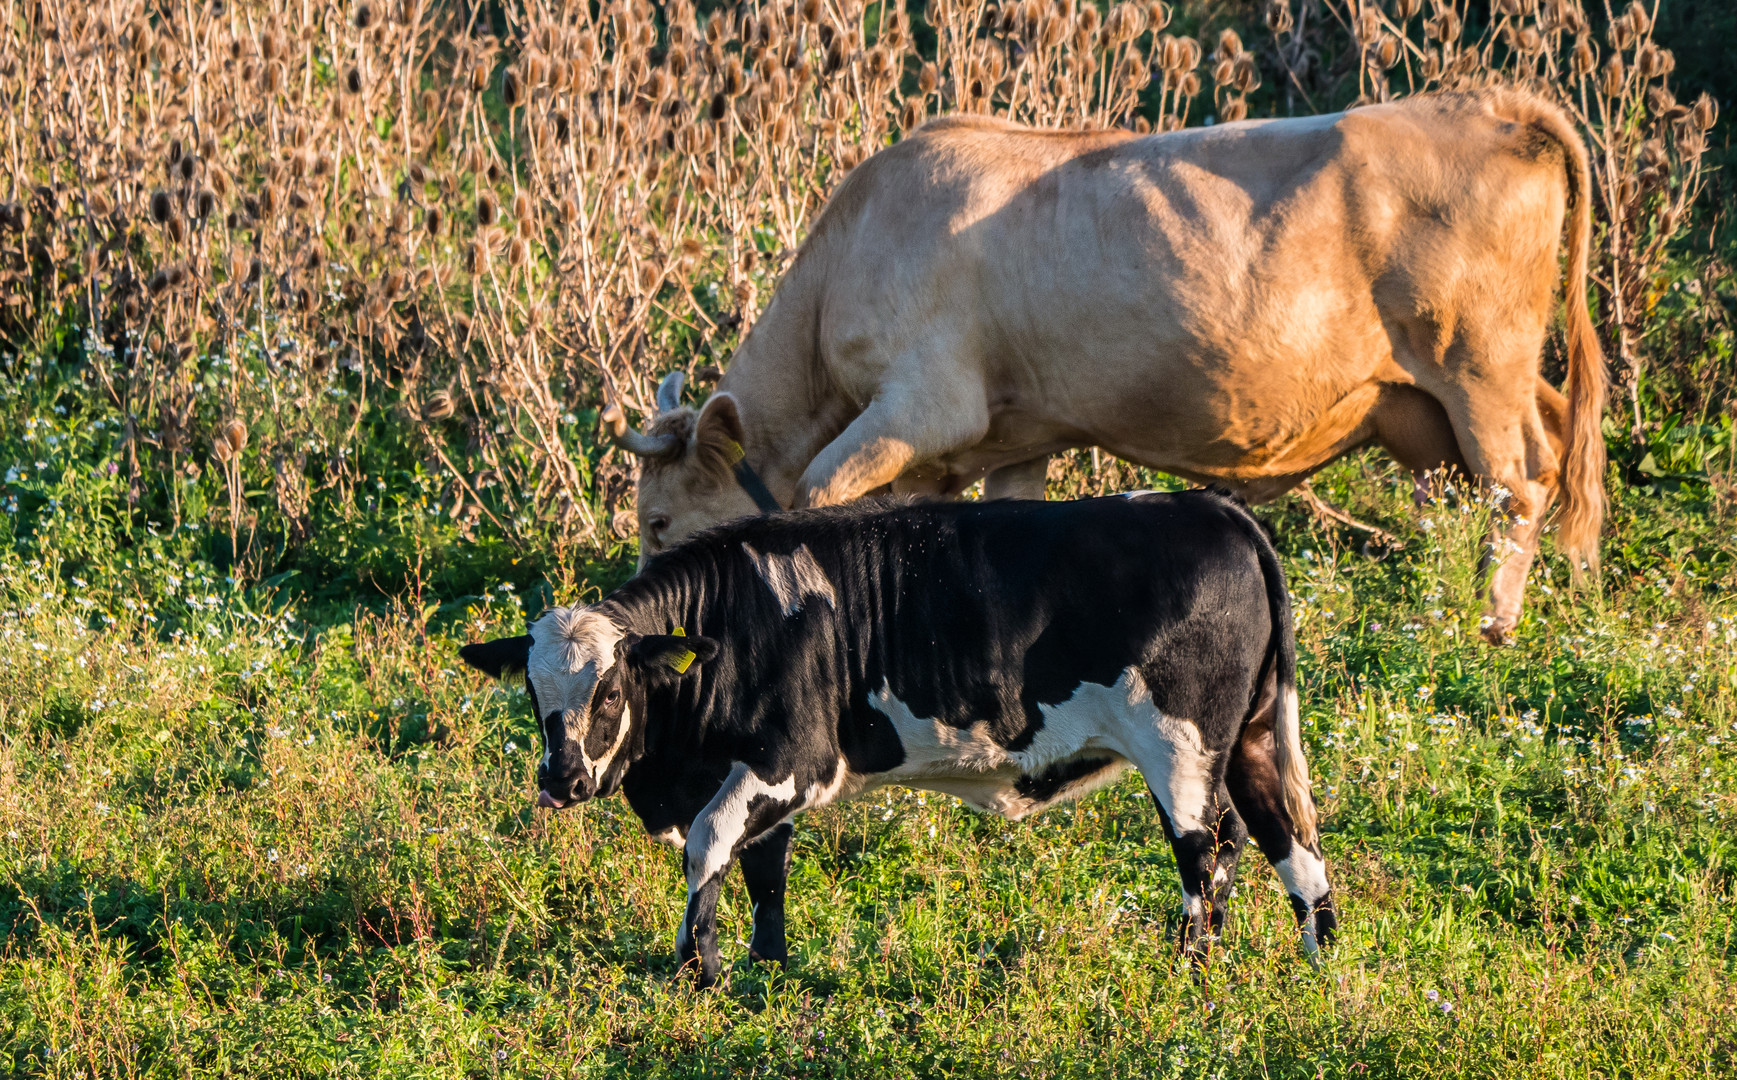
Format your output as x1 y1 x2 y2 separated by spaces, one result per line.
1312 899 1338 950
747 946 788 966
680 954 723 989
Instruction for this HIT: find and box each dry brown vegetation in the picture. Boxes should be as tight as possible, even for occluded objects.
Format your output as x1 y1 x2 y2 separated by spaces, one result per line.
1 0 1716 560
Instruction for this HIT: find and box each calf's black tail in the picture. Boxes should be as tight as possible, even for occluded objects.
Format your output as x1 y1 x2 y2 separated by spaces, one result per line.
1220 496 1319 848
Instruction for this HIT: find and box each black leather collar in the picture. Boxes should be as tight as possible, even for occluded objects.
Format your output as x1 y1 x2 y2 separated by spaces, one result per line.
725 442 783 514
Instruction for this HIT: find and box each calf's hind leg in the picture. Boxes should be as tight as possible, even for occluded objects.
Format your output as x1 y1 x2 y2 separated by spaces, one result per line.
1150 782 1248 960
1225 703 1335 955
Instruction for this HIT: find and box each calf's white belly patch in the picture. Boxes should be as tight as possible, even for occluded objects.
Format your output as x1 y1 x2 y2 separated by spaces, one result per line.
867 667 1205 823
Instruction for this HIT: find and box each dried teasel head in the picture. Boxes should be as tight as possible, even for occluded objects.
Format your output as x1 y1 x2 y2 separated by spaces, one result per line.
1599 54 1625 98
149 189 173 223
1570 37 1596 78
476 189 499 226
195 189 217 219
1215 29 1242 65
220 418 249 456
1354 7 1380 46
1265 0 1292 35
345 65 363 94
425 205 444 235
501 66 524 107
1608 14 1634 52
1636 43 1674 80
1636 138 1669 172
513 189 532 223
508 236 529 268
1221 96 1248 123
1626 0 1651 37
1373 34 1400 70
422 390 456 422
1692 92 1718 132
1232 53 1260 93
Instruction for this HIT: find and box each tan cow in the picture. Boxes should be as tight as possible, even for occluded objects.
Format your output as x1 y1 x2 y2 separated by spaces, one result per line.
608 86 1606 643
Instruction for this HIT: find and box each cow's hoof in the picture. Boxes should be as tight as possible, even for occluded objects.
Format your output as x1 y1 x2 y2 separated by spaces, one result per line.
1480 616 1516 645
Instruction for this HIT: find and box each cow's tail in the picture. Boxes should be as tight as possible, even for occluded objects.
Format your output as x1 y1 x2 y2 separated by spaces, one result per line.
1528 97 1608 576
1223 496 1318 848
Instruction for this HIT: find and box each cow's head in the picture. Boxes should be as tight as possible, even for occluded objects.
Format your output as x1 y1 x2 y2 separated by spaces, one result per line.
606 371 762 566
459 605 718 809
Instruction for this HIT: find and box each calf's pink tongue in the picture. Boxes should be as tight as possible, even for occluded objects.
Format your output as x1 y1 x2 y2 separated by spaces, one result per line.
536 790 562 808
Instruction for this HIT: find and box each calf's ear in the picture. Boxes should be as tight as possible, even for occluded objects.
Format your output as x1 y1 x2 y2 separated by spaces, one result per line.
626 633 720 682
458 635 533 681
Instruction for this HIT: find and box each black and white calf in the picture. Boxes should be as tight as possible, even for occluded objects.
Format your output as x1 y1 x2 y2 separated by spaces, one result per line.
460 492 1334 986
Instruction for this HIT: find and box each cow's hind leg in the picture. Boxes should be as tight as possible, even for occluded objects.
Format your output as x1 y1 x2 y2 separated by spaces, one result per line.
1372 383 1469 506
680 763 799 988
1225 703 1335 957
983 455 1050 500
738 821 794 966
1150 783 1247 961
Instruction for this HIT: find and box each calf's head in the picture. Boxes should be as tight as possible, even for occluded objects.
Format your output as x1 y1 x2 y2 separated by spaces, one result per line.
459 605 717 809
606 371 763 565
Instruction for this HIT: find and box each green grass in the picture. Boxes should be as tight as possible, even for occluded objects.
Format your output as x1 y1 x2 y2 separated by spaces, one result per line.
2 418 1735 1078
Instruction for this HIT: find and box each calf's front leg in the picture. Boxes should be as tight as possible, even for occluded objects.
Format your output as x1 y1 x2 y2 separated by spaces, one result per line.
678 763 797 988
738 821 794 965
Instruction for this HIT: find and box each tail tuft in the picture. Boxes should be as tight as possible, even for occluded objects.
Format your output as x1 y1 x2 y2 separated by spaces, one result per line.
1274 683 1318 846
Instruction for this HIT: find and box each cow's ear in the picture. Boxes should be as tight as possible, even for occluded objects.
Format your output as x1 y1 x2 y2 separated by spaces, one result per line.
626 633 720 682
458 635 533 681
694 393 744 452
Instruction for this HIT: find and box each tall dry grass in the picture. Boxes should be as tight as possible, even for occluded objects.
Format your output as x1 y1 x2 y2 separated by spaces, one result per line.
0 1 1716 565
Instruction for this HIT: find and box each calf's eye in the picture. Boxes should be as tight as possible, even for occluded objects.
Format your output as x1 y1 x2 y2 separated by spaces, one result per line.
604 688 620 706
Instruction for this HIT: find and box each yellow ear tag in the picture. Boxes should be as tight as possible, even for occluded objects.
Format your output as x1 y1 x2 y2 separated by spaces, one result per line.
665 627 695 672
722 439 747 465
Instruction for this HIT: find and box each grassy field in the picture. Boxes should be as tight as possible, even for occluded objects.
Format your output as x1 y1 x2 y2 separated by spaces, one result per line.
2 432 1734 1077
3 0 1736 1074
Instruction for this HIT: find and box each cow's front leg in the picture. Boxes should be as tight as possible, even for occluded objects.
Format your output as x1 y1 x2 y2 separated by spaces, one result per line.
794 381 989 508
678 763 798 988
738 821 794 965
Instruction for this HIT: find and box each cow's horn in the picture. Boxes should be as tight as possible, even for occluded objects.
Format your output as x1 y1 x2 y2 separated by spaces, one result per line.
602 402 681 457
654 370 686 414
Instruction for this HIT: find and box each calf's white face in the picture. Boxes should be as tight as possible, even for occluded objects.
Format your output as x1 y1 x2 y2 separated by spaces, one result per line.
458 605 719 809
524 607 630 807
